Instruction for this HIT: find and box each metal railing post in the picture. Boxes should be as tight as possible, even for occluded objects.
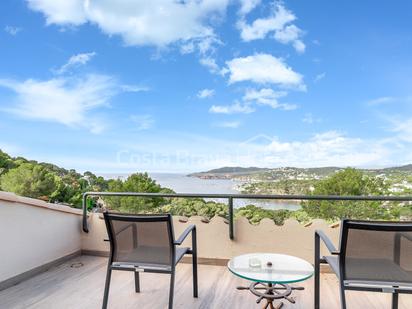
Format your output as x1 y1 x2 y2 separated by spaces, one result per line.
228 196 234 240
82 193 89 233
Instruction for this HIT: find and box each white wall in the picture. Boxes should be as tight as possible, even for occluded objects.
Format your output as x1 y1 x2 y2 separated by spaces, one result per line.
0 195 82 282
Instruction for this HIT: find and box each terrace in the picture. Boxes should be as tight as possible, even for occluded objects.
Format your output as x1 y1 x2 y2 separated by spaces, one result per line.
1 191 412 308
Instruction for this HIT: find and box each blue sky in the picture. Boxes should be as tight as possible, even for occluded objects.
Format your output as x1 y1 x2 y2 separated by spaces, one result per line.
1 0 412 173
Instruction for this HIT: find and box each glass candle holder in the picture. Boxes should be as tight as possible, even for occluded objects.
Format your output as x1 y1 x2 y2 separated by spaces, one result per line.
249 257 262 268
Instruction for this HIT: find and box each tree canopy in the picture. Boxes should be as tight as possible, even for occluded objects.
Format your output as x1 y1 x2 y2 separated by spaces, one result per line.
103 173 168 213
301 168 392 221
0 163 58 200
0 150 115 207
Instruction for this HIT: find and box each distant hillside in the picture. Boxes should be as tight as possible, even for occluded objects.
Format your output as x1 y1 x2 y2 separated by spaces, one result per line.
196 166 268 174
382 164 412 173
236 166 345 181
188 166 269 179
189 164 412 181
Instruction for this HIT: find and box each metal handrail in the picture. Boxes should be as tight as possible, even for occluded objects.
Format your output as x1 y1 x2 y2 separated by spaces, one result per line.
82 191 412 239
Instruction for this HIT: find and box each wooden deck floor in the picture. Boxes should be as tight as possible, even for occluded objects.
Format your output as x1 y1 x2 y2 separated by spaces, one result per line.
1 255 412 309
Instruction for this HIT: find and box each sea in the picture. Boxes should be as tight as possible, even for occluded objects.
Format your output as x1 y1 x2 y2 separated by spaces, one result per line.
99 173 300 210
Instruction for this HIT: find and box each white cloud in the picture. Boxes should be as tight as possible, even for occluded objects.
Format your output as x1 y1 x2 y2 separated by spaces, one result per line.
216 54 303 115
302 113 321 124
209 88 297 115
0 48 149 134
4 26 22 36
273 24 305 53
130 115 154 131
199 57 220 73
293 40 306 53
26 0 87 25
243 88 297 110
121 85 150 92
238 0 261 15
237 3 305 53
197 88 215 99
105 130 400 172
56 52 96 74
209 102 254 114
27 0 229 51
214 121 241 128
238 3 294 41
223 53 304 89
273 24 300 43
180 35 222 57
314 72 326 83
253 131 390 167
367 96 396 106
389 117 412 143
0 74 119 133
197 36 222 55
180 42 195 54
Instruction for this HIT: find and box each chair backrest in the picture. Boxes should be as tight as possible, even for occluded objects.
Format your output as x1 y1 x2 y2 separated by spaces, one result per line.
339 219 412 283
103 212 175 267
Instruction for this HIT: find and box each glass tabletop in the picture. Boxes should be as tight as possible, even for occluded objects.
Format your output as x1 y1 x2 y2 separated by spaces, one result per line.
227 253 314 284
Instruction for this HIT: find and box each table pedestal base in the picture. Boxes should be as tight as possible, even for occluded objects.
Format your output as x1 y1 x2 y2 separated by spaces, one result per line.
237 282 304 309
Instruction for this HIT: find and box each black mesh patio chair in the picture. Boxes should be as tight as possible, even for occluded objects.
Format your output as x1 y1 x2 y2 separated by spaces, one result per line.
315 219 412 309
102 212 198 309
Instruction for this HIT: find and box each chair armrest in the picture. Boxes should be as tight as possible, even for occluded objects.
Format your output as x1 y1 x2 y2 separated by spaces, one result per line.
175 225 196 245
315 230 339 255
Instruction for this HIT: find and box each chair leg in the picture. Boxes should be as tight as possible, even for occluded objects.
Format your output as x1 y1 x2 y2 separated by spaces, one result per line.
134 271 140 293
192 253 198 298
392 293 399 309
102 266 112 309
314 233 320 309
169 271 175 309
339 284 347 309
192 230 198 298
314 261 320 308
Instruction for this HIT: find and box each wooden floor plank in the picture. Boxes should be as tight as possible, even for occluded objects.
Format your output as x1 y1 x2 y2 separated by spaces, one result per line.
1 255 412 309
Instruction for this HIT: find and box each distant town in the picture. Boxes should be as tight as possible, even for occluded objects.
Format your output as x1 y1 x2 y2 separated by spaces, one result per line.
190 165 412 195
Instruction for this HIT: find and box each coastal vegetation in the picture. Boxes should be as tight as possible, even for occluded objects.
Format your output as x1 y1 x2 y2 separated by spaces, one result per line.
301 168 395 221
160 198 228 220
0 150 107 207
1 149 411 225
241 179 314 195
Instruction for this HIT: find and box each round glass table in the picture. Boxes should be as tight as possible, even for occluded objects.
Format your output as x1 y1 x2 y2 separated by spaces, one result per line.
228 253 314 309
